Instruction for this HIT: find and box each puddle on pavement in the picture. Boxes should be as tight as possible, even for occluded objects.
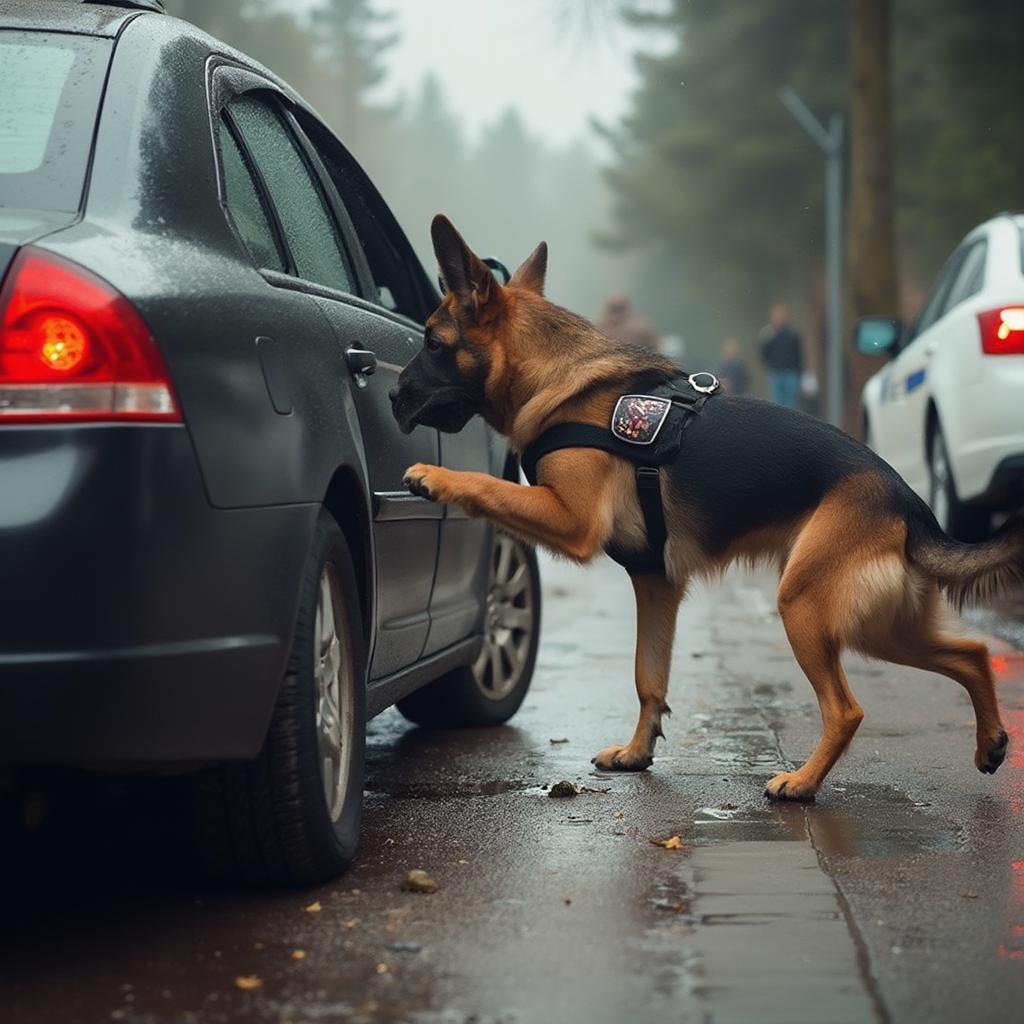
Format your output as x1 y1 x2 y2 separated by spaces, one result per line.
808 783 964 858
366 778 534 801
693 804 805 844
685 785 961 857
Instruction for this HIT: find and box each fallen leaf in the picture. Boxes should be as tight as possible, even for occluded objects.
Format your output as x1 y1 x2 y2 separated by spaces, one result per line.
375 963 390 974
650 834 688 851
253 941 266 951
612 810 625 819
290 949 307 961
234 975 262 991
402 869 439 894
304 901 322 913
342 917 359 929
961 891 979 899
457 859 469 865
549 737 570 744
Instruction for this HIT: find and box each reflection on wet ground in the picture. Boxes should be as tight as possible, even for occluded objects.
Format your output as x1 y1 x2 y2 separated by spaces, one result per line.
3 561 1024 1022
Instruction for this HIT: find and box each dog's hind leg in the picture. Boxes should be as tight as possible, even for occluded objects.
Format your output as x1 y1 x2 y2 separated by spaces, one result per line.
764 502 872 801
857 586 1008 775
592 574 684 771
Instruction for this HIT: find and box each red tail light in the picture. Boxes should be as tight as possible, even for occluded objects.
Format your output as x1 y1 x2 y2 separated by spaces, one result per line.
0 249 181 423
978 306 1024 356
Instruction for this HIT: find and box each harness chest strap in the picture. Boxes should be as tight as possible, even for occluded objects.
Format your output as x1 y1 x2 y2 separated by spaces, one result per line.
520 373 719 576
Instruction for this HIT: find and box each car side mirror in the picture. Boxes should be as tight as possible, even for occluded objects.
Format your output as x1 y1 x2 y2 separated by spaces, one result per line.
854 317 901 356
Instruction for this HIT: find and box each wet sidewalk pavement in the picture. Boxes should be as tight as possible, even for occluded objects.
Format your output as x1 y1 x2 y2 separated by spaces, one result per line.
4 554 1024 1023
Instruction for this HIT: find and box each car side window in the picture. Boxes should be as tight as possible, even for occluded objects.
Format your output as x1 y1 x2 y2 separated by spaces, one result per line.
217 117 286 272
293 113 432 322
941 239 987 315
228 94 355 294
910 249 966 341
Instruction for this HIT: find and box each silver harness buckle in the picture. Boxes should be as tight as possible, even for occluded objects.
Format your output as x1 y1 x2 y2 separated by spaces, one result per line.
687 371 720 394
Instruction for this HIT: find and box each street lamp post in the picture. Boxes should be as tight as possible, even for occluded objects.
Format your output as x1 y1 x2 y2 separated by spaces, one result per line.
779 87 844 427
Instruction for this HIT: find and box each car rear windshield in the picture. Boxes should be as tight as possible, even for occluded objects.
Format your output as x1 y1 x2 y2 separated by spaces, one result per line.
0 31 112 213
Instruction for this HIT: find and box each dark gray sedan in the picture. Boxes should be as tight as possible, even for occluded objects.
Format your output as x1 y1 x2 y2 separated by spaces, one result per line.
0 0 540 884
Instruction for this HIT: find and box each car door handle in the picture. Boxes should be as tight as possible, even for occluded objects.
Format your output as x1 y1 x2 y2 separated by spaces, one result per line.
345 347 377 387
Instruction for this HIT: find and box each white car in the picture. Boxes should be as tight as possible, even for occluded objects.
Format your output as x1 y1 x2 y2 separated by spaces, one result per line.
857 214 1024 540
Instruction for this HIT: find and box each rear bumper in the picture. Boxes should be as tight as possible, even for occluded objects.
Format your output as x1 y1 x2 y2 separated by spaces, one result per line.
0 425 316 765
948 371 1024 505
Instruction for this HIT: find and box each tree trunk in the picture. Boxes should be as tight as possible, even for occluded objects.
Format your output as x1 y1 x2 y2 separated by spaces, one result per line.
845 0 899 434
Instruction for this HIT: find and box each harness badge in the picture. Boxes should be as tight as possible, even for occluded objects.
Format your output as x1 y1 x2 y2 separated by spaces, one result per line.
611 395 672 445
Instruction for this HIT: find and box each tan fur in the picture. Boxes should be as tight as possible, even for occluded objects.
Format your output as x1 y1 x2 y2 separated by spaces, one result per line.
402 217 1009 798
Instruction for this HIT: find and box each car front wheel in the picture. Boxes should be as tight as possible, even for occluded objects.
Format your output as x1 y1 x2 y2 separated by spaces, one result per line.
397 530 541 727
194 510 366 885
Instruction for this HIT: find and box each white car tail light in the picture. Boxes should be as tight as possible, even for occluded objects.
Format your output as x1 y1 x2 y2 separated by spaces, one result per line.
0 249 181 423
978 306 1024 356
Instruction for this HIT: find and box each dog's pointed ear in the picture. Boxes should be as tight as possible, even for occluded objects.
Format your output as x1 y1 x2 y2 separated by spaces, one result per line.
509 241 548 296
431 214 494 306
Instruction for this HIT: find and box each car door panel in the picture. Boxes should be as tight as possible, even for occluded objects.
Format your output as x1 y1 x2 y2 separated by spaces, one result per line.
422 427 493 653
308 293 441 678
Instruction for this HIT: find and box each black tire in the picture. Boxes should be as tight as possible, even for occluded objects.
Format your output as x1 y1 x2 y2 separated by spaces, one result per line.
397 531 541 728
194 511 366 886
928 425 990 542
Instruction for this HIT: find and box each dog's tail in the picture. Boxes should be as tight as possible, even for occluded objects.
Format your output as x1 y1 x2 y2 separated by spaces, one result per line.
906 506 1024 609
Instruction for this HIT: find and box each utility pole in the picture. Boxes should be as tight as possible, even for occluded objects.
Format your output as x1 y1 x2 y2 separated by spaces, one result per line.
779 87 844 428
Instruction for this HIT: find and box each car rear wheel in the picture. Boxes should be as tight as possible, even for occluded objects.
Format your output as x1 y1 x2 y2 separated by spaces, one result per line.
194 511 365 885
397 530 541 727
929 426 990 542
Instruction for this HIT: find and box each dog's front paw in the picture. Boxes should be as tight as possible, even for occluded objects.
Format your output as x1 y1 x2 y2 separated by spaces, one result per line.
764 770 817 802
591 744 653 772
403 463 449 503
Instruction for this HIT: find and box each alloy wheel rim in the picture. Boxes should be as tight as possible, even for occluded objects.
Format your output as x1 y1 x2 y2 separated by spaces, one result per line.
472 531 535 701
314 564 352 822
930 438 950 531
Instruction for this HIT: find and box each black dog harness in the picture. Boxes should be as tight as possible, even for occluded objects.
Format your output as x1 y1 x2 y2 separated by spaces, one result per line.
521 372 720 576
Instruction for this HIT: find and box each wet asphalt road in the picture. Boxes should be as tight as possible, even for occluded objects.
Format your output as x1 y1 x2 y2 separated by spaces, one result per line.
4 555 1024 1024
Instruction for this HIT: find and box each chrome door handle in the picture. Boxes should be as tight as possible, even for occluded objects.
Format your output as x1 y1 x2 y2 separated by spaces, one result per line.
345 347 377 388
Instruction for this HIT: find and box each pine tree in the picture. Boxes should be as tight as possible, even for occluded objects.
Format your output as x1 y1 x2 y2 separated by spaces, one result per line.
310 0 399 152
601 0 847 364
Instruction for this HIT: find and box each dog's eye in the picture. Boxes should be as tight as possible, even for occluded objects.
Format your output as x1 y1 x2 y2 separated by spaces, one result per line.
425 334 442 353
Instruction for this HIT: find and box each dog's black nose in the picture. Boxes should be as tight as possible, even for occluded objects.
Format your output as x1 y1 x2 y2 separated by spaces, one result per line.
388 386 400 404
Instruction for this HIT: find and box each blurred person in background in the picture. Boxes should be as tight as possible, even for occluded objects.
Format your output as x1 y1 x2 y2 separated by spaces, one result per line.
715 336 750 395
757 303 804 408
596 292 660 351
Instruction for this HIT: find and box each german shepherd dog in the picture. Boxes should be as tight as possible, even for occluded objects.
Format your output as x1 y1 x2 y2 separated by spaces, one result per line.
390 215 1024 800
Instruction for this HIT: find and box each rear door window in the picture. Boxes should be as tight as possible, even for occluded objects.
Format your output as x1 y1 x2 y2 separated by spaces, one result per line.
941 239 987 314
228 94 355 294
911 249 966 341
0 32 112 212
294 112 435 323
217 117 286 272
